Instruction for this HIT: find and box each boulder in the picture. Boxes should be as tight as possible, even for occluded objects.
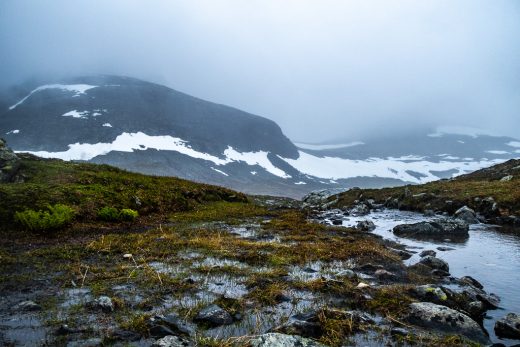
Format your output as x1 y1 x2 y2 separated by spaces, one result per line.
412 285 448 304
408 302 489 344
249 333 326 347
419 256 449 273
355 220 376 231
0 138 20 183
350 203 370 216
152 335 193 347
494 313 520 340
454 206 478 224
419 250 436 257
151 313 195 336
393 219 469 241
87 296 114 313
193 304 233 326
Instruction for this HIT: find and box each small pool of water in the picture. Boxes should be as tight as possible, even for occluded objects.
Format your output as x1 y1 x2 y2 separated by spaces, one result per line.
329 209 520 345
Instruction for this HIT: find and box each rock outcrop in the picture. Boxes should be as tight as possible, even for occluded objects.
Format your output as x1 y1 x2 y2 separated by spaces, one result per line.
0 138 20 182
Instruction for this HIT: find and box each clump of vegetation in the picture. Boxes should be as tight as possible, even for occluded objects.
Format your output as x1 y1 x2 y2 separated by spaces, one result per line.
14 204 75 231
97 206 138 222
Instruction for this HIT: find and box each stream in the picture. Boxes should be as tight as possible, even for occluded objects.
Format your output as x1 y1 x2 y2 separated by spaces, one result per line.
323 209 520 345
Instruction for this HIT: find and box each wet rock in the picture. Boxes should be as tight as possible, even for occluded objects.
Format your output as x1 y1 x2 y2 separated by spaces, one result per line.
437 246 455 251
152 313 196 336
0 138 21 182
423 209 436 217
350 203 370 216
12 300 41 312
412 285 448 303
419 250 436 257
355 220 376 231
331 218 343 225
87 296 114 312
194 304 233 326
150 325 177 338
275 312 322 338
393 219 469 241
374 269 397 281
249 333 326 347
111 329 141 341
454 206 479 224
152 335 193 347
460 276 484 290
390 327 409 337
336 269 356 279
407 302 489 344
356 282 370 289
419 256 449 272
390 248 413 260
67 338 103 347
56 324 84 336
495 313 520 340
431 269 451 277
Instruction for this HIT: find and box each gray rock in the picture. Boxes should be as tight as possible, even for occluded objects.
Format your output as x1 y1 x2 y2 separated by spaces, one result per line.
454 206 479 224
412 285 448 303
13 300 41 312
194 304 233 326
152 335 193 347
419 256 449 272
393 219 469 241
419 250 436 257
350 203 370 216
500 175 513 182
460 276 483 290
355 220 376 231
151 313 196 336
374 269 397 281
0 138 20 183
249 333 326 347
390 327 409 337
423 209 436 217
408 302 489 343
87 296 114 312
494 313 520 339
335 269 356 279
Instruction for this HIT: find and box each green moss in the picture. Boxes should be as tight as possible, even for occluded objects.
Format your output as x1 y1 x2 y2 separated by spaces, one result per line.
14 204 75 231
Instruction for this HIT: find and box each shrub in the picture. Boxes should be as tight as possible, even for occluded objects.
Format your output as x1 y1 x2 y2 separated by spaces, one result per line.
97 206 120 222
119 208 138 221
14 204 75 231
98 207 138 222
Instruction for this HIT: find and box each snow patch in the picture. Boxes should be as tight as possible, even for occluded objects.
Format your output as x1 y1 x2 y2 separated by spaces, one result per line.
211 167 229 176
9 84 98 110
18 132 291 179
295 141 364 151
507 141 520 148
281 150 505 184
250 171 257 175
6 129 20 134
294 181 307 185
62 110 90 119
102 123 113 127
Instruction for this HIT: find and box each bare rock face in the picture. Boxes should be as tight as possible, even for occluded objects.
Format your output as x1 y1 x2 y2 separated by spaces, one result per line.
0 138 20 182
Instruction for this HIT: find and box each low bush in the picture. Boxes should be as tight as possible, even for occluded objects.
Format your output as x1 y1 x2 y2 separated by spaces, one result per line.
14 204 75 231
98 207 138 222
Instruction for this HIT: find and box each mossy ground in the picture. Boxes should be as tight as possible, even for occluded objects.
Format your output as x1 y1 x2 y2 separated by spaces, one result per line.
0 157 483 346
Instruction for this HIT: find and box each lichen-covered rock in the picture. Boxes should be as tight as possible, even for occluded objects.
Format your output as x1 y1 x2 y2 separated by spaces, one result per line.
87 296 114 312
419 256 449 273
408 302 489 344
494 313 520 339
412 285 448 303
249 333 327 347
0 138 20 182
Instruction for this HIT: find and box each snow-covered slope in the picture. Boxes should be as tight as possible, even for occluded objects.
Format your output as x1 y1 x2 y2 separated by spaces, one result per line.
1 75 518 198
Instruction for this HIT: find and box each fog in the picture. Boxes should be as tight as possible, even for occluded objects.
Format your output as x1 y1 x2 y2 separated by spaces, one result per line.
1 0 519 142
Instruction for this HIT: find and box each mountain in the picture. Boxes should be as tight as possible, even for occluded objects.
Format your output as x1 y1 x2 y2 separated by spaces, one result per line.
1 75 518 198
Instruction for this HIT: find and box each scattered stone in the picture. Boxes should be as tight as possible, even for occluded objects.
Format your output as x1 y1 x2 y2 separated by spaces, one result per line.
152 313 196 336
350 203 370 216
13 300 41 312
495 313 520 340
374 269 397 281
419 250 436 257
390 248 413 260
123 253 133 259
390 327 409 337
393 219 469 241
437 246 455 251
454 206 479 224
460 276 484 290
149 325 176 338
336 269 356 279
152 335 193 347
423 209 435 217
356 282 370 289
56 324 84 336
275 312 322 338
419 256 449 272
408 302 489 344
355 220 376 231
249 333 326 347
110 329 141 341
331 218 343 225
412 285 448 303
194 304 233 326
87 296 114 313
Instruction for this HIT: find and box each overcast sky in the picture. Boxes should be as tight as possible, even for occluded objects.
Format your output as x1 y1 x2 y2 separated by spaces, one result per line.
1 0 519 142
